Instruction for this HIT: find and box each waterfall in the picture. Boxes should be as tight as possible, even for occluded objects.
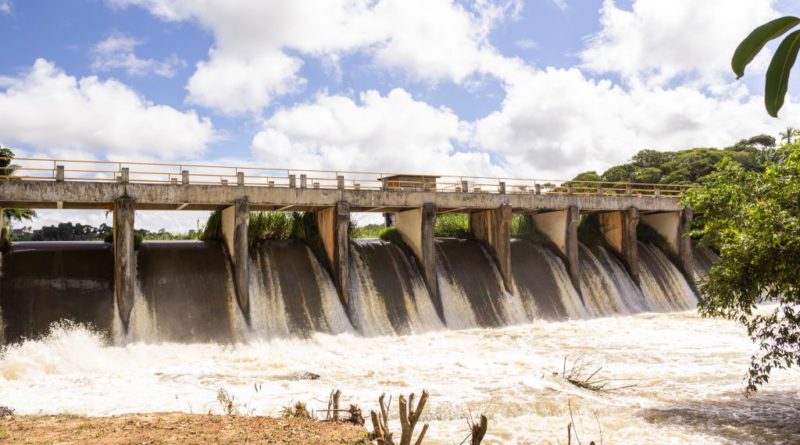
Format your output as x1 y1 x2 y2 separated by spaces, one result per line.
435 238 527 328
638 242 697 311
249 239 353 339
579 244 647 316
0 237 705 343
348 239 442 336
134 241 241 343
0 241 114 343
510 239 588 320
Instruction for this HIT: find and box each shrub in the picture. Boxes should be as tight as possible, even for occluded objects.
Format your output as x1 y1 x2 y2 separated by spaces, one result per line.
435 213 471 238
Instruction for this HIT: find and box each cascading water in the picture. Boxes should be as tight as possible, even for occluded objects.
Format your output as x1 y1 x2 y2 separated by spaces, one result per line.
348 239 442 336
134 241 242 343
510 239 588 320
0 236 707 343
435 238 527 328
693 246 720 281
638 242 697 311
0 242 114 343
579 244 648 316
248 239 352 339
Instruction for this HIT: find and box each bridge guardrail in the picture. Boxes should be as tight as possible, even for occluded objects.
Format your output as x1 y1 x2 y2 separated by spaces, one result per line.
0 157 691 198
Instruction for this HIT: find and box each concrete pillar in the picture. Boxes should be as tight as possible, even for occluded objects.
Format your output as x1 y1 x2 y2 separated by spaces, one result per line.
598 207 640 284
469 203 513 292
300 174 307 189
289 174 296 188
531 206 581 293
221 198 250 322
395 203 440 318
316 201 351 306
237 172 245 186
56 165 64 182
182 170 189 185
640 207 694 277
113 197 135 330
121 168 129 184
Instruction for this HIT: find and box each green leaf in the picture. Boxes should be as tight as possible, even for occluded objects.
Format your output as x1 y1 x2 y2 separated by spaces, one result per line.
766 29 800 117
732 16 800 79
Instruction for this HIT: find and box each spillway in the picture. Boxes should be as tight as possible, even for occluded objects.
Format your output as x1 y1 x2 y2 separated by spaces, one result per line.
349 239 442 336
510 239 587 320
0 242 113 343
1 234 707 344
579 244 647 316
638 241 697 311
435 238 527 328
249 239 352 339
134 241 241 343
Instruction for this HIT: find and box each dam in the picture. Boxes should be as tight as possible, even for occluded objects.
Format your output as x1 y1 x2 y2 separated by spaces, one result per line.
0 158 702 343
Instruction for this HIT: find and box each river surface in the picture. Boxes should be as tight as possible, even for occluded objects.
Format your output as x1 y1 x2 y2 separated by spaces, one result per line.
1 308 799 444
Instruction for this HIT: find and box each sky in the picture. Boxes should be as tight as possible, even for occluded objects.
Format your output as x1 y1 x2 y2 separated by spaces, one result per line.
3 0 800 231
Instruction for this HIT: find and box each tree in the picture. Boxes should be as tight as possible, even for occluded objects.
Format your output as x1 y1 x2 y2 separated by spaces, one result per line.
0 146 36 224
779 127 797 145
732 16 800 117
683 145 800 392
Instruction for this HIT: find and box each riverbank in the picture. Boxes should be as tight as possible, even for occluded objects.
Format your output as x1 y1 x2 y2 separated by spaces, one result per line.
0 413 369 444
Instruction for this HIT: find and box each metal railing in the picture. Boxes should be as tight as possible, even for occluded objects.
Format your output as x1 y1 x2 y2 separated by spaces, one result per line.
0 157 692 198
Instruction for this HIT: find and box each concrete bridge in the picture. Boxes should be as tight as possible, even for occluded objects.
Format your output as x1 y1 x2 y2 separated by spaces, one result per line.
0 158 693 330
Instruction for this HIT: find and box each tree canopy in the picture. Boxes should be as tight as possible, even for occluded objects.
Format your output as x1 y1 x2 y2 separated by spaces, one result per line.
684 144 800 392
569 135 777 186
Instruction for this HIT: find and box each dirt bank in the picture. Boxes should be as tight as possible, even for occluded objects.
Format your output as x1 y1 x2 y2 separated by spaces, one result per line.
0 412 369 444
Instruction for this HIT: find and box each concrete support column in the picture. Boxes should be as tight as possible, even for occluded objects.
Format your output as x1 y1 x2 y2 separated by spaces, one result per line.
531 206 581 293
113 196 135 330
221 198 250 322
640 207 694 278
679 207 694 278
395 203 440 318
469 203 513 292
598 207 640 284
316 201 351 306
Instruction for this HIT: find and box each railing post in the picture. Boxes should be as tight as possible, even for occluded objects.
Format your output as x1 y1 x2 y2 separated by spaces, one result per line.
534 183 541 195
461 180 469 192
626 184 632 196
596 184 602 195
337 175 344 190
182 170 189 185
499 181 506 194
300 174 307 189
237 172 244 186
56 165 65 182
654 187 661 197
567 185 574 195
121 167 129 184
289 174 296 188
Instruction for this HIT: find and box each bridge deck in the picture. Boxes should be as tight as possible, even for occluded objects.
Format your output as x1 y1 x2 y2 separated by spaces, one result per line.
0 180 683 213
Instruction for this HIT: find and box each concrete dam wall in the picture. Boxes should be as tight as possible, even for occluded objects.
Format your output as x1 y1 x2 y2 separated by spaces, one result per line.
0 233 712 344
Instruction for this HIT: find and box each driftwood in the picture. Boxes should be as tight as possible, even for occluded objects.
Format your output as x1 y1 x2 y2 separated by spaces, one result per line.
470 414 488 445
326 389 342 421
370 390 429 445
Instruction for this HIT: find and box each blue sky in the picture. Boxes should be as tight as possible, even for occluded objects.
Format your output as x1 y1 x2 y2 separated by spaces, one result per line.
2 0 800 230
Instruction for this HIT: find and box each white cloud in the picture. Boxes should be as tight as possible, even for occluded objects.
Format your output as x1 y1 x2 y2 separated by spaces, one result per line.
107 0 518 114
580 0 778 88
251 88 502 175
92 34 184 78
471 65 799 178
0 59 214 160
0 0 11 15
